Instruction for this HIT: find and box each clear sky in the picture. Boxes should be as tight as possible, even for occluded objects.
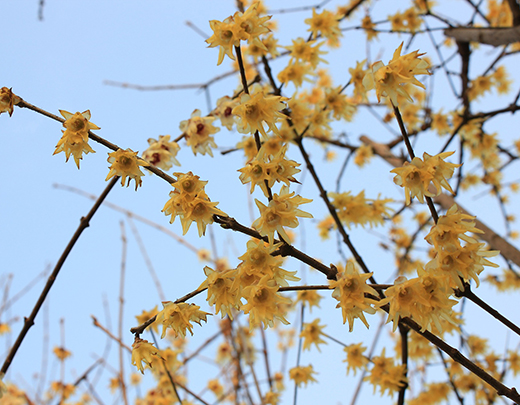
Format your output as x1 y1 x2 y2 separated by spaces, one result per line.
2 1 520 404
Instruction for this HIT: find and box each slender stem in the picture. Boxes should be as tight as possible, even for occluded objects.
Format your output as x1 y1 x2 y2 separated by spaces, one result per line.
118 222 129 405
397 324 409 405
0 177 119 376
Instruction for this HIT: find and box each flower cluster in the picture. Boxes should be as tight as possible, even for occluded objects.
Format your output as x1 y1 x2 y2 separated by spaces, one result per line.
162 171 227 236
304 8 342 46
239 144 300 197
105 148 149 190
200 238 298 329
363 42 430 106
391 151 461 205
365 349 407 396
206 2 271 65
425 205 499 289
329 261 379 331
54 110 99 168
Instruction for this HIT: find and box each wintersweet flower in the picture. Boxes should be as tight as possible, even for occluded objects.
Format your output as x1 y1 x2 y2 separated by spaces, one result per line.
363 42 430 106
284 38 327 68
240 276 291 329
54 110 99 168
343 343 368 375
105 148 149 190
296 289 322 312
162 172 226 236
179 109 220 157
53 346 72 361
329 261 378 331
155 301 211 339
365 348 407 396
213 96 238 130
131 338 159 374
233 87 288 139
289 364 318 387
252 185 313 245
425 204 483 252
304 8 342 46
198 266 240 319
0 87 20 116
142 135 180 171
300 318 327 351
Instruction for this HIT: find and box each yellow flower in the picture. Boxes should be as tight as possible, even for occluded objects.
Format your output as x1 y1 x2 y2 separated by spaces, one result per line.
391 151 460 205
131 338 159 374
329 261 378 331
240 276 291 329
343 343 368 375
179 109 220 157
361 15 377 41
252 185 313 246
296 289 322 312
213 96 239 130
156 301 211 339
142 135 180 170
207 378 224 397
289 364 318 387
0 87 20 116
106 148 149 190
232 87 288 139
53 346 72 361
363 42 430 106
54 110 99 168
365 348 407 396
199 266 240 319
135 306 159 333
304 8 342 46
300 318 327 351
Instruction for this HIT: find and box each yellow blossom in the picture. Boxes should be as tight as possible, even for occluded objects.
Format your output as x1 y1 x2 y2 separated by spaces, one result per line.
233 87 288 139
252 185 313 246
199 266 240 319
289 364 318 387
305 8 342 46
142 135 180 170
363 42 430 106
106 148 149 190
300 318 327 351
343 343 368 375
0 87 20 116
156 301 211 339
131 338 159 374
296 289 322 312
179 109 220 156
364 348 407 396
329 261 378 331
54 110 99 168
53 346 72 361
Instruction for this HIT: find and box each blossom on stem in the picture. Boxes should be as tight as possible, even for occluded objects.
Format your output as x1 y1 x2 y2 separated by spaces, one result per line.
156 301 211 339
142 135 180 170
289 364 318 387
251 185 313 246
0 87 20 116
131 338 159 374
363 42 430 106
391 151 460 205
105 148 149 190
54 110 99 168
329 261 378 331
300 318 327 351
233 87 288 139
179 109 220 157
